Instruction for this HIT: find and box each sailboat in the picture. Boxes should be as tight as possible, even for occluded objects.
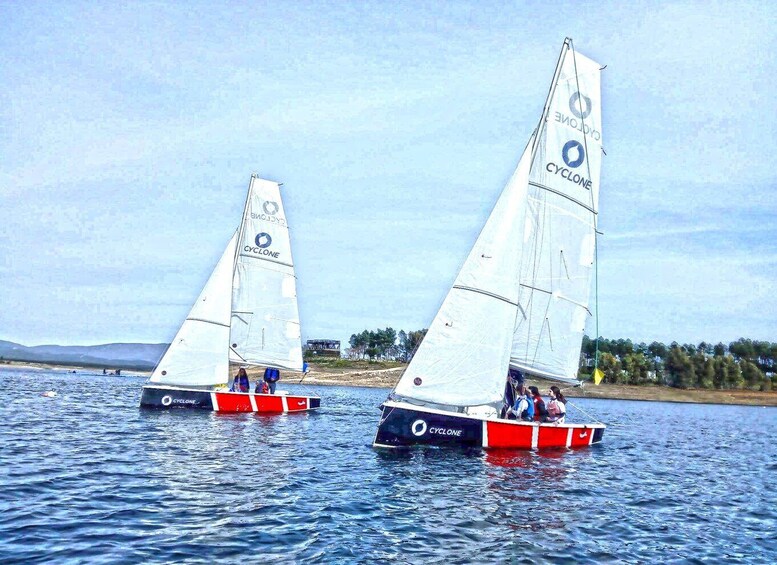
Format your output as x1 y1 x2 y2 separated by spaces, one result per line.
374 39 605 449
140 175 320 413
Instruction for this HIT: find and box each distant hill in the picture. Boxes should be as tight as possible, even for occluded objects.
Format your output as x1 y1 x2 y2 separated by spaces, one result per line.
0 340 168 371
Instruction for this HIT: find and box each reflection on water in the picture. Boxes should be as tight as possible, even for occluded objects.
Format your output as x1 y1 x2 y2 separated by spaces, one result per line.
0 367 775 563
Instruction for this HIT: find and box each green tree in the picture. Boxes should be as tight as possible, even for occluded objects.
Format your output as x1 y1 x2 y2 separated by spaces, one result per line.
622 352 649 385
724 356 744 389
695 355 715 389
741 360 764 391
666 346 693 389
598 352 622 384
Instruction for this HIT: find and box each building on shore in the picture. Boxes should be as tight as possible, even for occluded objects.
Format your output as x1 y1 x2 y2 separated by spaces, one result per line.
305 340 341 358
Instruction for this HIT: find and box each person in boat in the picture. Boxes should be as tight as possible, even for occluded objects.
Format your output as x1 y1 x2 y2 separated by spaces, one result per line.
501 368 525 418
263 367 280 394
528 386 548 422
232 368 250 393
546 385 567 423
510 385 534 421
255 380 269 394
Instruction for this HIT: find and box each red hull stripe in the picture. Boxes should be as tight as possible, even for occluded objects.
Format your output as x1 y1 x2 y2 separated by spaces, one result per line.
485 420 601 449
211 393 313 413
214 392 254 412
537 426 569 449
485 420 534 448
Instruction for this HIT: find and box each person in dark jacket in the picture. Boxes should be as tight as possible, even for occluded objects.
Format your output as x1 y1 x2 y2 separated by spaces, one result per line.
232 367 250 393
529 386 548 422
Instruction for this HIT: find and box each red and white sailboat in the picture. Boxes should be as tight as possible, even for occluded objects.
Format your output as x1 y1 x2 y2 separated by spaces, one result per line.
374 39 604 449
140 175 320 413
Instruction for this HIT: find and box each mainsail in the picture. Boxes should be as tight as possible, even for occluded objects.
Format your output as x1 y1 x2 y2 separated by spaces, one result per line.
150 232 237 386
510 43 602 384
393 39 602 406
229 177 304 372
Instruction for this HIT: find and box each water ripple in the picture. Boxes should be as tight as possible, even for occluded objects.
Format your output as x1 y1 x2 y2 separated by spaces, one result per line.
0 367 775 563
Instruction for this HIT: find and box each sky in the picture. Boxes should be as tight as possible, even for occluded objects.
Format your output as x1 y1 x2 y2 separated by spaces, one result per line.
1 0 775 349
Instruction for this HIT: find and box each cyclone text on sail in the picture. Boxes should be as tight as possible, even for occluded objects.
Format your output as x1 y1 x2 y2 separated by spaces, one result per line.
554 111 600 141
545 162 593 190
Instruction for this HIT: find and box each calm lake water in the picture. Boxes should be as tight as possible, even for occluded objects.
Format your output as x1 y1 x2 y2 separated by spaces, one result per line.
1 367 775 564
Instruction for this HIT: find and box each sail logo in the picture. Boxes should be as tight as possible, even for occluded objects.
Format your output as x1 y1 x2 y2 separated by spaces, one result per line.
569 92 592 119
562 140 585 168
554 91 600 141
411 419 463 437
411 419 427 436
544 140 592 190
263 200 279 215
244 232 280 259
161 395 172 406
251 200 287 226
255 233 272 248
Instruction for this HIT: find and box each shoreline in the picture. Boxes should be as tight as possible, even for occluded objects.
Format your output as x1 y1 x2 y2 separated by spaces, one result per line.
3 361 775 407
299 365 777 407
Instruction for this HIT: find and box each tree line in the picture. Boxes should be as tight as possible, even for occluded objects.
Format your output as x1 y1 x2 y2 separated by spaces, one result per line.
348 328 428 362
581 337 776 391
346 329 775 392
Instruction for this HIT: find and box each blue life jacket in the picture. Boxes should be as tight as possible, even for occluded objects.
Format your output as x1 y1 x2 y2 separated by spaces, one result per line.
263 368 280 383
513 395 534 420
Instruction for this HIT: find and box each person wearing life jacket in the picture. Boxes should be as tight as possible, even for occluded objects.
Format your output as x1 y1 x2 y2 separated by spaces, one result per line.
232 367 250 393
263 367 280 394
501 368 525 418
255 380 270 394
511 385 534 421
529 386 548 422
546 385 567 424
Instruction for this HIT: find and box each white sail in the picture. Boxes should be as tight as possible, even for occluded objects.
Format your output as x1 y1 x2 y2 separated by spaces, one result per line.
393 139 534 407
510 45 602 384
150 232 237 386
229 176 304 372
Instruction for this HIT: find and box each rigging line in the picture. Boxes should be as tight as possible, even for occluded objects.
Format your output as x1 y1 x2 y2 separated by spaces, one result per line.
522 41 568 361
519 282 551 295
568 39 596 229
230 347 247 362
569 39 601 374
565 398 604 426
520 41 569 364
531 302 554 365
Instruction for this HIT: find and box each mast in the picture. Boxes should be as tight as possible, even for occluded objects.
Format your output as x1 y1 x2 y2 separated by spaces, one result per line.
528 38 571 168
227 174 256 366
233 174 256 279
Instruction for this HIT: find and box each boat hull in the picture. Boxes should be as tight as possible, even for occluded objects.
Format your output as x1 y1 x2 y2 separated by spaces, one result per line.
139 385 320 413
373 402 604 449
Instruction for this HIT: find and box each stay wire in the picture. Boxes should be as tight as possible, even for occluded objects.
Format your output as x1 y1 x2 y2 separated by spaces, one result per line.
569 38 601 379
